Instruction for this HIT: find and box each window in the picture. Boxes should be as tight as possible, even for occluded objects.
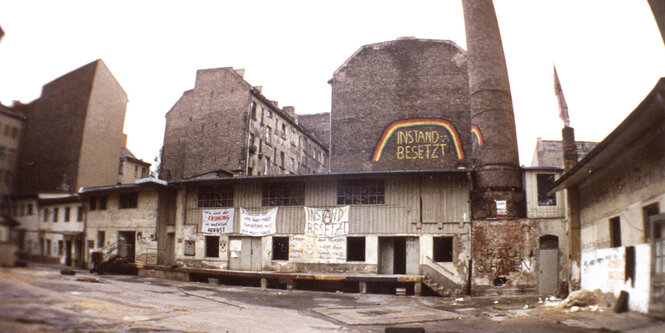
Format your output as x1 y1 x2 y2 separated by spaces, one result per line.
205 236 220 258
118 160 124 175
264 158 270 175
99 196 107 210
272 237 289 260
347 237 366 261
610 216 622 248
141 167 148 178
89 197 97 211
301 151 307 166
58 240 64 255
197 184 234 208
537 173 557 206
433 236 454 262
134 165 138 178
10 127 18 139
266 127 272 146
281 123 286 138
87 240 94 252
262 182 305 206
250 101 257 119
643 203 660 241
64 207 71 222
119 192 138 209
27 204 33 215
280 152 285 168
53 208 59 222
266 110 272 119
46 240 51 256
97 231 105 248
337 179 385 205
77 207 84 222
43 209 49 222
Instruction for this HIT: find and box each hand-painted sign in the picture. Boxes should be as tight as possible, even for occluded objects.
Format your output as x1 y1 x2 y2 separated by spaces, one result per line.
240 207 278 236
304 206 349 238
289 235 346 263
202 208 235 234
370 118 465 162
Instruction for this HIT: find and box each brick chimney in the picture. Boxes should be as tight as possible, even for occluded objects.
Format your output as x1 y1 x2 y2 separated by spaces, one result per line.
562 126 578 171
122 133 128 148
463 0 525 219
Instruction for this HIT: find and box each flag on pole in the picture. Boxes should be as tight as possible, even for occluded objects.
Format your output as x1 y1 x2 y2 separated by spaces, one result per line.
554 65 570 127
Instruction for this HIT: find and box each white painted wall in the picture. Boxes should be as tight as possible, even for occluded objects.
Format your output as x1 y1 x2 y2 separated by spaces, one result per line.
581 244 651 313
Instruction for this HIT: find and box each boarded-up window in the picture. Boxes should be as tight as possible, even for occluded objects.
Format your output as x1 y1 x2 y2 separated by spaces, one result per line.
433 236 453 262
205 236 219 258
610 216 622 248
97 231 105 248
347 237 366 262
537 174 557 206
337 179 385 205
262 182 305 206
272 237 289 260
643 203 660 241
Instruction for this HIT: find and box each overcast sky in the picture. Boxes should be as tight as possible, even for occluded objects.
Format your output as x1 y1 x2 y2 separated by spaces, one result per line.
1 0 664 167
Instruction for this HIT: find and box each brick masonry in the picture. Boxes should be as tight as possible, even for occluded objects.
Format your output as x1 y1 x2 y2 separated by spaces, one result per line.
330 38 471 172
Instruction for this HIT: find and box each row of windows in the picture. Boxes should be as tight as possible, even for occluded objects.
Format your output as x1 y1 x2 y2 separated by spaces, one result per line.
202 236 454 263
0 123 19 140
89 192 138 210
196 179 386 208
42 206 84 223
608 202 661 248
118 160 149 178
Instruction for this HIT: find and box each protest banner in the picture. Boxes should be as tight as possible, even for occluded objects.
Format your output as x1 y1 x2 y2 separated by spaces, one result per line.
201 208 234 234
240 207 278 236
304 206 349 237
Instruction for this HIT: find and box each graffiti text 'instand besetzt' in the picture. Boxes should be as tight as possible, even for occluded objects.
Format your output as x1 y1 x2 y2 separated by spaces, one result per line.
396 130 446 160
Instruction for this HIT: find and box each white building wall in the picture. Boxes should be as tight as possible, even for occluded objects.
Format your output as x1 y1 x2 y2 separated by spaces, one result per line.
581 244 651 313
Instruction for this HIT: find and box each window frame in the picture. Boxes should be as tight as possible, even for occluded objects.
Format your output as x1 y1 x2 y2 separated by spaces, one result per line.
118 192 138 209
205 235 220 258
272 236 289 261
536 173 557 206
337 178 385 205
197 184 234 208
346 237 366 262
262 181 305 207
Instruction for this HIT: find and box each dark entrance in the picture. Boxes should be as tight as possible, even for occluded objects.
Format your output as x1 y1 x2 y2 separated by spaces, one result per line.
118 231 136 263
378 237 417 275
65 240 72 266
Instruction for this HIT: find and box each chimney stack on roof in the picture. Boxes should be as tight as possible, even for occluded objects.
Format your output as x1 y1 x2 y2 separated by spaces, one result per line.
234 68 245 78
562 126 579 171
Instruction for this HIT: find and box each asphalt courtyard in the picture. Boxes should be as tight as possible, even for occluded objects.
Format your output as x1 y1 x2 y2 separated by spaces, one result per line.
1 264 664 332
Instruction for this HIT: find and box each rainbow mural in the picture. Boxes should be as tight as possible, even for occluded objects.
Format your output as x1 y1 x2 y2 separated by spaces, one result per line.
471 125 484 146
370 118 465 161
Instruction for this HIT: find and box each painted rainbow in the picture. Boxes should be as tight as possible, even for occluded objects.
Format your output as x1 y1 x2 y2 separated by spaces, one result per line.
370 118 465 161
471 125 484 146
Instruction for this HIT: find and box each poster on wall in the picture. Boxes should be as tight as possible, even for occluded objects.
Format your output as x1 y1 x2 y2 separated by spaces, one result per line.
240 207 278 236
289 235 346 263
202 208 235 234
304 206 350 238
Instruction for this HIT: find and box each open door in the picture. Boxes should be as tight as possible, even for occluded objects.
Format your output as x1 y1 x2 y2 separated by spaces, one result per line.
379 237 419 275
118 231 136 263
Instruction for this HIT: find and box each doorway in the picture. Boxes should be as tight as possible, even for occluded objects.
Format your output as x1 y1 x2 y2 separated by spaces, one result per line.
65 240 72 266
228 237 262 271
165 232 175 265
538 235 559 295
118 231 136 263
379 237 419 275
650 214 665 318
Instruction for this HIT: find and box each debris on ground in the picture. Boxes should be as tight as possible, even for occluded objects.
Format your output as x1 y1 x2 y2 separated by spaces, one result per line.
556 289 610 309
76 277 103 283
60 269 76 276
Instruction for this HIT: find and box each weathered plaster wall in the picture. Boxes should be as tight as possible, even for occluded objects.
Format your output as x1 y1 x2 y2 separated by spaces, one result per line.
85 190 160 265
578 130 665 251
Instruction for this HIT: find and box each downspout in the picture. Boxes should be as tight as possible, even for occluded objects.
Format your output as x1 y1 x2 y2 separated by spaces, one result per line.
466 170 473 295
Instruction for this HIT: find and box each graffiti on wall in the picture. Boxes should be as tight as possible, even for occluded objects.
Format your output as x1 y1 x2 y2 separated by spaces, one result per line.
289 235 346 263
475 247 532 274
370 118 465 161
471 125 484 158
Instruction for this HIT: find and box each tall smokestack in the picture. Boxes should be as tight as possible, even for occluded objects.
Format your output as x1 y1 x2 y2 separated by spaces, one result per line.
463 0 525 219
